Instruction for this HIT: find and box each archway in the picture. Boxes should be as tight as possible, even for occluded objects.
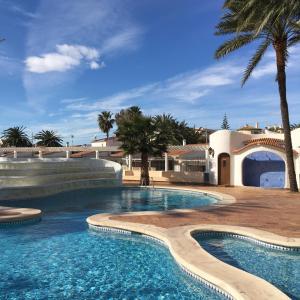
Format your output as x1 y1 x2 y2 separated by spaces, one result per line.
218 153 230 185
242 151 285 188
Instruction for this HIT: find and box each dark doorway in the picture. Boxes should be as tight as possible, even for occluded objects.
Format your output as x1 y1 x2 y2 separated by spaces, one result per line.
218 153 230 185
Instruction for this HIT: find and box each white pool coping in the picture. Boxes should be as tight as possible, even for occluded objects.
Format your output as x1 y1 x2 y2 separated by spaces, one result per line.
87 187 299 300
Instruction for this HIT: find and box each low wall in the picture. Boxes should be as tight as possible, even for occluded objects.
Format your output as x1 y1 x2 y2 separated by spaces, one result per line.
0 158 122 200
123 170 204 183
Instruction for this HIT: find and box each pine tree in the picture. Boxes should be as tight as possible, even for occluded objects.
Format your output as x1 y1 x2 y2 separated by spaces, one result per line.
221 114 230 130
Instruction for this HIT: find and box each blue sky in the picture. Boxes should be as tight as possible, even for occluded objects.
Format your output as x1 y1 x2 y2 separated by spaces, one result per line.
0 0 300 144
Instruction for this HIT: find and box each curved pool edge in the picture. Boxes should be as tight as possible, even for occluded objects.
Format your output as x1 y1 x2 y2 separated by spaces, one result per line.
126 185 237 210
87 211 295 300
0 206 42 225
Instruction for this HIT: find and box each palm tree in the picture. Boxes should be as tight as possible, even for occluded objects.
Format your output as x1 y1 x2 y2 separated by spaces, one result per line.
98 111 115 140
34 130 63 147
1 126 32 147
115 106 142 126
116 109 169 185
154 114 203 145
215 0 300 192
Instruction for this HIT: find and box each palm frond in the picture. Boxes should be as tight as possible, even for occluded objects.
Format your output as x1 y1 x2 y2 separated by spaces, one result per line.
242 38 271 86
215 34 255 59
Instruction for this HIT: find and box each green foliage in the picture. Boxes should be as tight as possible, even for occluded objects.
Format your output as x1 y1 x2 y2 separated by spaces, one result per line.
115 109 168 157
1 126 32 147
115 106 142 126
221 113 230 129
98 111 115 139
215 0 300 85
154 114 203 145
34 130 63 147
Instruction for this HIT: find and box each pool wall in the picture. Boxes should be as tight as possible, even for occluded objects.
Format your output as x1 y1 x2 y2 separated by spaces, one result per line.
0 158 122 200
87 194 299 300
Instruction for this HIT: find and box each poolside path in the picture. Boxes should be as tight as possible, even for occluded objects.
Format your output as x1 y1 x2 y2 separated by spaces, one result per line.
113 183 300 238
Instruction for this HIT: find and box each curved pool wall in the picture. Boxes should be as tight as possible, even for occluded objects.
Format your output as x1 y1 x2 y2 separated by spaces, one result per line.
0 187 219 213
195 232 300 300
0 188 225 300
0 158 122 200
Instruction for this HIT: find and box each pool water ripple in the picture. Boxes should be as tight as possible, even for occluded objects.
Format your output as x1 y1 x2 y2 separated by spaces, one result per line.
0 187 224 300
195 233 300 300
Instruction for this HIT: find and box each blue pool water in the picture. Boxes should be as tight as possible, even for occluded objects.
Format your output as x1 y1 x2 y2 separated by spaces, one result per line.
195 233 300 300
0 187 224 300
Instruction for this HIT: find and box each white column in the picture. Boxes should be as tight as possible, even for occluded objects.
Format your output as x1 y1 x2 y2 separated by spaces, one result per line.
128 154 132 171
66 150 71 159
38 150 43 159
164 152 168 171
95 150 99 159
13 150 17 159
205 149 210 172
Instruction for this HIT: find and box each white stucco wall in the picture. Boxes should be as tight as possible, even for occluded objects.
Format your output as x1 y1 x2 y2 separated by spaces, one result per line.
209 129 299 188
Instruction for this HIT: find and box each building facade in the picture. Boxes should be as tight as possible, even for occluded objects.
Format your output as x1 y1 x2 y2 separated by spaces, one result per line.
208 129 300 188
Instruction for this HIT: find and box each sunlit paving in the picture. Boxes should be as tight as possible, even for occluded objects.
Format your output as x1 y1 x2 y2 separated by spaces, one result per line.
0 1 299 299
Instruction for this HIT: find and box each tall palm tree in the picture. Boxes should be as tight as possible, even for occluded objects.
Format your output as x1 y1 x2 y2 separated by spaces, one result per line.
98 111 115 140
34 130 63 147
116 109 169 186
215 0 300 192
1 126 32 147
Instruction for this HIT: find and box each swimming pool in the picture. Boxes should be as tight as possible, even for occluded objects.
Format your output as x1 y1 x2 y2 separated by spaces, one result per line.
0 187 224 299
195 233 300 300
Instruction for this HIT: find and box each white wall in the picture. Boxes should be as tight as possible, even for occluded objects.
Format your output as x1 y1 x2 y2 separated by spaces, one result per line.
208 129 299 188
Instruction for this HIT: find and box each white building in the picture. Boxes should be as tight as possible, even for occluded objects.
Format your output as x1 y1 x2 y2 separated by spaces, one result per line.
208 128 300 189
91 136 121 148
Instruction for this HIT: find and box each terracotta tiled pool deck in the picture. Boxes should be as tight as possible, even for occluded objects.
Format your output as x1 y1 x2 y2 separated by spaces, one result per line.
114 183 300 238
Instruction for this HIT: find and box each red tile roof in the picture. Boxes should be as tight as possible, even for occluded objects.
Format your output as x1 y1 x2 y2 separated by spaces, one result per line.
233 138 297 155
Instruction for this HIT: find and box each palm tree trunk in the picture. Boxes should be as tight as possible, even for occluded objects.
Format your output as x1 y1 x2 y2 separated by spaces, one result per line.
140 152 149 186
106 132 109 141
274 41 298 192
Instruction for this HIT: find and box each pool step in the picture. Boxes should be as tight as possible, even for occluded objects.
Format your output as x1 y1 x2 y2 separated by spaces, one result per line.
0 158 122 200
0 178 120 200
0 171 116 187
0 167 115 176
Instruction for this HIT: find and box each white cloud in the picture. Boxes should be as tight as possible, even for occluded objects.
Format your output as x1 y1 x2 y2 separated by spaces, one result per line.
25 44 101 73
252 62 276 79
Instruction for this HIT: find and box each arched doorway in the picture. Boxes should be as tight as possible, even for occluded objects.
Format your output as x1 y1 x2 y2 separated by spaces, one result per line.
218 153 230 185
242 151 285 188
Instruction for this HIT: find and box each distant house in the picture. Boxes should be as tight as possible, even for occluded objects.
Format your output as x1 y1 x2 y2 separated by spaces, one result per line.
195 127 215 143
91 136 121 148
265 125 284 134
237 123 263 134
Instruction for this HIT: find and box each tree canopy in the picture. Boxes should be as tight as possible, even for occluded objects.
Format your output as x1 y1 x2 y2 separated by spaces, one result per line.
34 130 63 147
221 113 230 129
1 126 32 147
98 111 115 140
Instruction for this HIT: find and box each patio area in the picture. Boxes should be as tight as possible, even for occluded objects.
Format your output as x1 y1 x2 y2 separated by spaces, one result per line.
114 184 300 237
